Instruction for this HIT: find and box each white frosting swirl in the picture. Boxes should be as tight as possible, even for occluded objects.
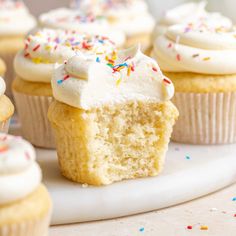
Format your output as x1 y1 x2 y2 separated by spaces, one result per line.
0 0 36 36
72 0 155 36
153 1 232 39
0 77 6 97
51 46 174 110
14 29 118 83
0 134 41 205
39 8 126 47
152 23 236 75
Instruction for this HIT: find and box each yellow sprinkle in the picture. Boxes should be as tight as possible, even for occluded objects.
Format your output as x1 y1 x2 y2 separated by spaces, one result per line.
65 42 71 47
116 66 125 71
45 45 52 51
112 51 117 60
127 66 131 76
116 78 121 86
32 58 42 64
200 226 208 230
203 57 210 61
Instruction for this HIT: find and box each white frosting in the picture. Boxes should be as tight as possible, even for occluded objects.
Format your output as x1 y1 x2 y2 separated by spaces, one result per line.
0 0 36 36
152 23 236 75
51 46 174 110
153 1 232 39
0 134 42 205
14 29 118 83
39 8 126 47
73 0 155 36
0 77 6 97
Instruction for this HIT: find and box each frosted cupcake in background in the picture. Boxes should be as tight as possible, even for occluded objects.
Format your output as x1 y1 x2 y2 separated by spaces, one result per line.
0 0 36 98
153 1 232 40
48 46 178 186
71 0 155 52
152 21 236 144
38 8 126 48
0 77 14 133
13 28 119 148
0 133 52 236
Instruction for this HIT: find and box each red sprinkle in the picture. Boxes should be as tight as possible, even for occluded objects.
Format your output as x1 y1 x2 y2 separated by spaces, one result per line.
152 67 158 72
187 226 192 230
163 78 171 84
54 45 58 50
168 43 172 48
33 44 40 52
176 54 181 61
63 75 70 81
234 214 236 217
24 53 30 58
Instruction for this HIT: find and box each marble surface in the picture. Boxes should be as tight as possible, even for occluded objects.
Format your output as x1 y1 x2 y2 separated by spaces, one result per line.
36 142 236 225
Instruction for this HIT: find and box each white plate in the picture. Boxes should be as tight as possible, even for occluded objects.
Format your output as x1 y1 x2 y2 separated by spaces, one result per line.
36 143 236 225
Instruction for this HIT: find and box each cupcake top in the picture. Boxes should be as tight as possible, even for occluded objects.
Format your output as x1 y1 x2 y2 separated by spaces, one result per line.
14 29 118 83
0 77 6 97
72 0 155 36
0 0 36 36
51 46 174 110
153 1 232 39
152 22 236 75
38 8 126 47
0 133 41 205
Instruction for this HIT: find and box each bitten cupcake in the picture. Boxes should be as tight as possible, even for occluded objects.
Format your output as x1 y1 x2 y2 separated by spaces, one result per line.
0 0 36 98
0 77 14 133
152 22 236 144
38 8 126 48
48 46 178 186
72 0 155 52
153 1 232 40
0 133 52 236
13 29 119 148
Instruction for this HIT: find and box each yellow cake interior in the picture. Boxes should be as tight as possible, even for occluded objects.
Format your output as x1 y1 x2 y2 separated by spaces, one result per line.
48 100 178 186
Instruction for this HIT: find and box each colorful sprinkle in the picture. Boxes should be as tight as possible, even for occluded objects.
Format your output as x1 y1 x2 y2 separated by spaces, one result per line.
232 197 236 201
139 227 145 232
185 156 191 160
187 226 193 230
203 57 211 61
192 54 199 58
152 67 158 72
176 54 181 61
96 57 101 63
163 78 171 84
33 44 41 52
200 226 208 231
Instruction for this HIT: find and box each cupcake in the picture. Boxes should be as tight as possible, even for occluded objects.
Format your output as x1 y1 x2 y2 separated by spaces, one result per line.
48 46 178 186
0 0 36 98
0 77 14 133
152 21 236 144
0 58 6 77
38 8 126 48
0 133 52 236
153 1 232 40
71 0 155 52
13 28 119 148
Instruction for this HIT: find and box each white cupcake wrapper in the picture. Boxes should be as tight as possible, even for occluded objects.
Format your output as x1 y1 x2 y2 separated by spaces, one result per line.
13 91 55 148
0 118 10 133
0 210 51 236
0 52 16 99
172 92 236 144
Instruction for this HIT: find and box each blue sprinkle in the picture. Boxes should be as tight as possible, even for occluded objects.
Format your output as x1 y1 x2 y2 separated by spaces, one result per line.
96 57 100 63
232 197 236 201
98 39 104 44
186 156 191 160
139 227 145 232
57 80 63 85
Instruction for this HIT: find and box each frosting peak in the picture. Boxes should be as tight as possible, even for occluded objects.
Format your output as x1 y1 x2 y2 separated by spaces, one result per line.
0 77 6 97
0 134 41 205
51 46 174 109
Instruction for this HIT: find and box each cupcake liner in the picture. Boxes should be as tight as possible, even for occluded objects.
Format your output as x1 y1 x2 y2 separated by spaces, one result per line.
0 210 51 236
0 118 10 133
0 52 16 99
172 92 236 144
13 91 55 148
